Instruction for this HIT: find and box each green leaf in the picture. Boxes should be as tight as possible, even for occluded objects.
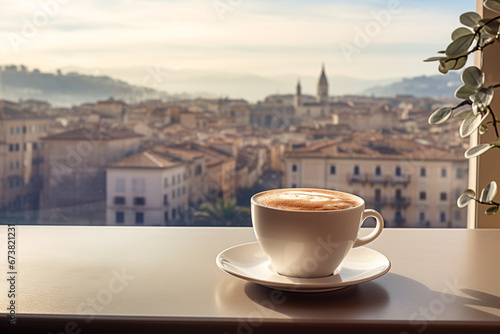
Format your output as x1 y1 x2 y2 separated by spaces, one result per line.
464 143 494 158
472 87 495 113
462 66 484 90
485 206 499 215
457 190 475 208
485 0 500 13
424 56 446 62
478 31 496 47
438 63 449 74
459 110 489 138
455 84 477 99
429 107 453 125
445 34 474 57
452 27 474 40
454 56 468 70
480 18 500 36
460 12 482 28
479 125 488 135
480 181 498 203
453 108 475 119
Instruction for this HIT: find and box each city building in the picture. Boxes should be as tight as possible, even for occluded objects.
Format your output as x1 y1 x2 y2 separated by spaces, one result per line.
40 126 142 224
106 150 188 225
282 132 468 228
0 100 52 221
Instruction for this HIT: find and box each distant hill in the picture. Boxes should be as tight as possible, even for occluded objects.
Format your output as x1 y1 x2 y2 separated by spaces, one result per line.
0 65 174 107
363 72 462 98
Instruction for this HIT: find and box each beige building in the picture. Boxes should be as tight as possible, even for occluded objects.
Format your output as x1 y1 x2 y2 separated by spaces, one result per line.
283 133 468 228
0 100 52 221
106 151 188 225
40 127 142 224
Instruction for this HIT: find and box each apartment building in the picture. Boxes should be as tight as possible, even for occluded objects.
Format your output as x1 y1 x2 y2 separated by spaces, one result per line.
40 127 142 224
106 151 188 225
282 133 468 228
0 100 52 221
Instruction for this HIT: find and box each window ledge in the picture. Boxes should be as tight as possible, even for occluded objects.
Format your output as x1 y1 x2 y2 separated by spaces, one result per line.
1 226 500 333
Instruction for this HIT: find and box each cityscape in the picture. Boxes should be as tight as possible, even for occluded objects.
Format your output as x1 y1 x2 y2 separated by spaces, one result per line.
0 64 469 228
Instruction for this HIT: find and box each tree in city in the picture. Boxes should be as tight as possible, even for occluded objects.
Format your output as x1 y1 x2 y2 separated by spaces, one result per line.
192 198 250 226
425 0 500 215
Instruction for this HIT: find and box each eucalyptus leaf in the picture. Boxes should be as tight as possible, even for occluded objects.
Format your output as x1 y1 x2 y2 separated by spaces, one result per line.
485 206 499 215
473 87 495 112
452 27 474 40
464 143 494 158
479 125 488 134
460 12 482 28
429 107 453 125
457 192 474 208
481 18 500 36
480 181 498 203
438 50 446 54
478 31 496 47
454 56 468 70
459 110 489 138
438 63 449 74
445 34 474 57
455 84 477 99
462 66 484 90
424 56 446 62
463 189 476 198
453 108 475 119
485 0 500 14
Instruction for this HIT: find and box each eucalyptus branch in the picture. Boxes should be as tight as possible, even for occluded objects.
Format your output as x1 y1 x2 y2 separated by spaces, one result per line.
453 100 472 110
487 106 500 137
473 198 500 206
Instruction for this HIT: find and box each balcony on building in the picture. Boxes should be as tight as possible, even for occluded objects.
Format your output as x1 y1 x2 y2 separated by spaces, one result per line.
390 196 411 208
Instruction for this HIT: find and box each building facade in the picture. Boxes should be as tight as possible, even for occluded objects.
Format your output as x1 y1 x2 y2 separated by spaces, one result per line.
0 100 52 222
106 151 189 225
282 133 468 228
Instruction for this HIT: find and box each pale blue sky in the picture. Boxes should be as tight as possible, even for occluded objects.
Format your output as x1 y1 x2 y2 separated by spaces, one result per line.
0 0 475 80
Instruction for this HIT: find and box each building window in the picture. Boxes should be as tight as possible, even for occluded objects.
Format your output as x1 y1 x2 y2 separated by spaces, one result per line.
33 142 38 150
330 165 336 175
440 212 447 223
353 165 360 175
22 126 26 134
10 127 14 135
164 211 169 223
419 191 426 200
420 167 426 177
375 166 381 176
395 189 402 200
172 175 176 185
456 168 464 179
16 126 20 134
164 178 169 188
132 178 145 193
164 194 168 205
441 168 447 177
292 164 297 172
291 183 297 188
134 197 146 206
455 210 461 221
172 189 176 199
116 178 125 192
395 166 402 176
115 211 124 224
172 208 177 220
135 212 144 224
178 174 181 183
177 188 181 196
9 144 14 152
15 161 19 169
440 192 447 201
419 212 426 222
195 165 202 175
375 189 382 202
182 186 186 195
114 196 126 205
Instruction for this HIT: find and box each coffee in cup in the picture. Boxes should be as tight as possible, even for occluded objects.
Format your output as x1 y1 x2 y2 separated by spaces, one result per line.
251 188 384 278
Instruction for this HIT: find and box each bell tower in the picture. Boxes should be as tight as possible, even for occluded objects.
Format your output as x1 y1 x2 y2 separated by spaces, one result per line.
316 64 328 103
294 80 302 107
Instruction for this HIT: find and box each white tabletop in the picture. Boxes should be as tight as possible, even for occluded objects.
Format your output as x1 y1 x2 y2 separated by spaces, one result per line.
1 226 500 333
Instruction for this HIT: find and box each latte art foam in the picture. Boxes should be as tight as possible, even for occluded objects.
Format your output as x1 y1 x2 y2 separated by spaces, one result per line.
255 190 360 211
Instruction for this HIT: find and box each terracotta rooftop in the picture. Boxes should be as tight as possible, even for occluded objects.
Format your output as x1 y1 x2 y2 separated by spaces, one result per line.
107 151 182 169
42 127 143 141
285 132 464 161
0 101 51 120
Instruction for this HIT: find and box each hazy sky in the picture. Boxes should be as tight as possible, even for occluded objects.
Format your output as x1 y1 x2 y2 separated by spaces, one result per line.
0 0 474 80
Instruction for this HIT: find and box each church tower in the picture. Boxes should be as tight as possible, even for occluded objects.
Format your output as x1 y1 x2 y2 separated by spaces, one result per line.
316 64 328 104
294 80 302 107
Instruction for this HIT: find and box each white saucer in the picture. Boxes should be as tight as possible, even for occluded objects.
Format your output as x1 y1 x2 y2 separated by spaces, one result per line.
216 242 391 293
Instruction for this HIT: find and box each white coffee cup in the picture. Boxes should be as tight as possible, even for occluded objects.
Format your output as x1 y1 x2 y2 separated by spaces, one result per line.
251 188 384 278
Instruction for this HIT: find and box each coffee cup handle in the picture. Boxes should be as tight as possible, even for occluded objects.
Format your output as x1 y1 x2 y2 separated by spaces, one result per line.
353 209 384 248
